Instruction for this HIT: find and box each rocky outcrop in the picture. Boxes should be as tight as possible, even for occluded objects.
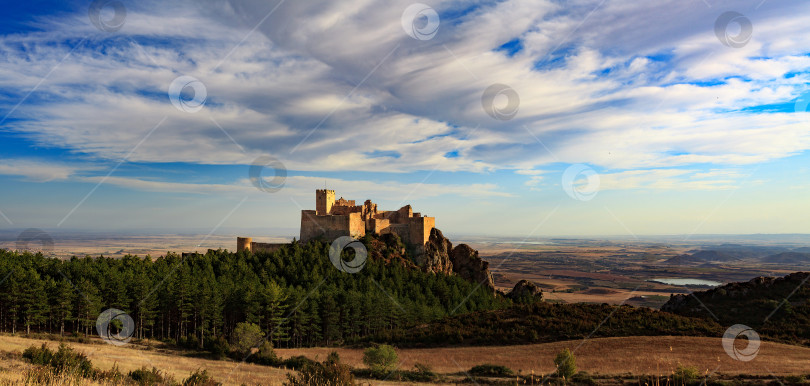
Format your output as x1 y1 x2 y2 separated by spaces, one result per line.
415 228 495 292
450 244 495 292
506 279 543 301
416 228 453 274
660 272 810 327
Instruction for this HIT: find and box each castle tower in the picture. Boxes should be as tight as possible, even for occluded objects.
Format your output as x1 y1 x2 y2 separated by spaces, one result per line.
237 237 253 252
316 189 335 216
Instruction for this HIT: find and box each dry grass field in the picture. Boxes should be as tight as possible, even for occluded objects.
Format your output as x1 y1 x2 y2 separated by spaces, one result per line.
0 335 292 385
278 336 810 377
2 334 809 385
0 335 432 385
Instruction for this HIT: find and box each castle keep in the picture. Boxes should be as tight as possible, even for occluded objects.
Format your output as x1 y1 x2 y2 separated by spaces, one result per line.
301 189 435 247
238 189 435 253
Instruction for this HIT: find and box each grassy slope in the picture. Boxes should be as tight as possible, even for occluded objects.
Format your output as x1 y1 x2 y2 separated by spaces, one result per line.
278 336 810 376
0 334 291 386
2 334 810 386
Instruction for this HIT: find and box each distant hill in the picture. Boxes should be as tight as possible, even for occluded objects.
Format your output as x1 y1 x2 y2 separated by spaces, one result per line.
661 272 810 346
760 252 810 264
672 244 810 265
690 250 740 262
665 249 756 264
664 254 704 265
685 244 791 261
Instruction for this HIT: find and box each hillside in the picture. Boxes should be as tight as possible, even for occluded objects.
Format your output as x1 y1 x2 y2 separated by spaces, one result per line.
361 301 723 347
672 245 810 265
760 252 810 264
661 272 810 345
0 233 506 351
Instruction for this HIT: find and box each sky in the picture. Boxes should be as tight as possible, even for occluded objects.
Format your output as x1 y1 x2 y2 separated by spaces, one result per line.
1 0 810 239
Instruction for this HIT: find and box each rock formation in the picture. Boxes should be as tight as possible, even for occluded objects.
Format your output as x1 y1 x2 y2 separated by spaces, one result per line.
506 279 543 301
450 243 495 292
416 228 495 292
417 228 453 274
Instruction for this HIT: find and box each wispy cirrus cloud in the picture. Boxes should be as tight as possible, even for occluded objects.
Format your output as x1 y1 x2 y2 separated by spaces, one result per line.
0 158 84 182
2 0 810 234
2 0 810 176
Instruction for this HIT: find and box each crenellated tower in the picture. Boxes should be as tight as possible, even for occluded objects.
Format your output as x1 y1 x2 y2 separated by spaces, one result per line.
316 189 335 215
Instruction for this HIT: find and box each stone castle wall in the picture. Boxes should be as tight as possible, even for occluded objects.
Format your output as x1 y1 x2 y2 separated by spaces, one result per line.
240 190 435 252
300 210 365 242
236 237 285 253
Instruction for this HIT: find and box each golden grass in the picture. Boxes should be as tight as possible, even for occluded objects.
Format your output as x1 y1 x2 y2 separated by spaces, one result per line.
277 336 810 377
0 335 292 386
0 335 430 385
2 334 808 385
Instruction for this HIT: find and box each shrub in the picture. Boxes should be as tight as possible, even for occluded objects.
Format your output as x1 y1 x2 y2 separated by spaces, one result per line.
326 351 340 365
97 364 126 384
250 340 279 365
129 366 173 385
406 362 437 382
183 368 220 386
283 355 319 370
178 334 200 349
230 322 264 356
284 357 355 386
468 363 514 377
571 371 596 385
554 348 576 379
362 345 398 374
206 335 230 359
673 365 699 384
22 344 53 366
22 344 95 378
51 344 95 378
413 362 434 376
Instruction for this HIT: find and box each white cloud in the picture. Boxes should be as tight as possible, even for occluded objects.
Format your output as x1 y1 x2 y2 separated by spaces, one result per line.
2 0 810 177
597 168 739 191
0 159 83 182
77 174 512 200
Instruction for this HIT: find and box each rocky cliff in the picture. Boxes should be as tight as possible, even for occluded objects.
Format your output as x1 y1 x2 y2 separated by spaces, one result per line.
416 228 453 274
417 228 495 292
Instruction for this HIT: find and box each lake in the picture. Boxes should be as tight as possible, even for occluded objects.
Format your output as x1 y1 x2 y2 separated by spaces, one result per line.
649 278 723 286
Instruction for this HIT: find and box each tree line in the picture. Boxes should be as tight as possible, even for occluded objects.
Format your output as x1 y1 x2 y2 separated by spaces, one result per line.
0 236 508 350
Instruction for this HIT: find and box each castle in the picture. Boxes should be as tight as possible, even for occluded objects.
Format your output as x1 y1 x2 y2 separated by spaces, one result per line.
237 189 435 253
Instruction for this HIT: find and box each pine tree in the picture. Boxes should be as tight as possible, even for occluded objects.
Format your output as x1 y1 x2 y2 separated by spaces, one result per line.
20 268 47 335
260 280 289 347
50 279 74 336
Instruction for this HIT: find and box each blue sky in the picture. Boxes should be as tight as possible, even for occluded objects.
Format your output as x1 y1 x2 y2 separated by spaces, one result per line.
2 0 810 240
